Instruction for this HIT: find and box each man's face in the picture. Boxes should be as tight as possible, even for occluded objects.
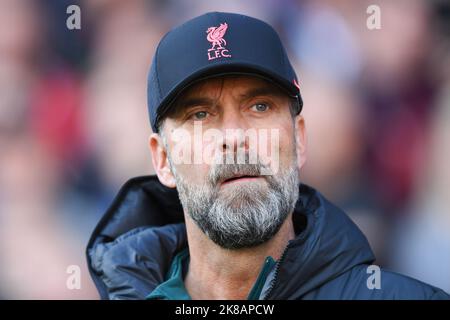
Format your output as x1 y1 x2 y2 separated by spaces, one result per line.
154 75 304 249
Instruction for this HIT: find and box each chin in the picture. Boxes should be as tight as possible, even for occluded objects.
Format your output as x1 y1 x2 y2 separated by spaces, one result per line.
219 185 269 209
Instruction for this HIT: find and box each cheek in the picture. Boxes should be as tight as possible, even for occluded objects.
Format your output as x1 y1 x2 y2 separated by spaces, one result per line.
167 126 218 184
255 121 296 171
279 130 297 164
172 162 211 185
169 124 220 166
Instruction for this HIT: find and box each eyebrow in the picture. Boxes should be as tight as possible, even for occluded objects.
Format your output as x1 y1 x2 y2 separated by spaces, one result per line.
174 85 287 115
176 97 217 112
238 86 287 101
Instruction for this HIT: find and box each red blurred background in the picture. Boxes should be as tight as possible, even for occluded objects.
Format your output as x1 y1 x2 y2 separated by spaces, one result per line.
0 0 449 299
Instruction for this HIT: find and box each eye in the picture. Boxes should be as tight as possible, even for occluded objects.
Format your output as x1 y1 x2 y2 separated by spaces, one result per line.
251 103 269 112
192 111 208 120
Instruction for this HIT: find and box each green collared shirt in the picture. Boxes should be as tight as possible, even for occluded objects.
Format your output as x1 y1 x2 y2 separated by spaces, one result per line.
146 249 277 300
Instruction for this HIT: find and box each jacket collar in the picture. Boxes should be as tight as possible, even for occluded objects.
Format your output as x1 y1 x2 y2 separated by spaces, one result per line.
87 175 375 299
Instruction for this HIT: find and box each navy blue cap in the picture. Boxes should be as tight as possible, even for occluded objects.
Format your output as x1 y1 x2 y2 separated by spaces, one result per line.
147 11 303 132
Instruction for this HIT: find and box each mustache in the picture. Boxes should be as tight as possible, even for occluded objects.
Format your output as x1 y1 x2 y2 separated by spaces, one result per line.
207 153 269 186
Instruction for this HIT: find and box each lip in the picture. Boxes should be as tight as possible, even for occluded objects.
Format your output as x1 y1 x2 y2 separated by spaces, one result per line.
221 175 262 186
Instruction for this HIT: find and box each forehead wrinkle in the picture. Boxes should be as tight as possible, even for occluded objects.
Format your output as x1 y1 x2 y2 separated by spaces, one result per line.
187 77 226 105
220 76 286 103
170 75 287 118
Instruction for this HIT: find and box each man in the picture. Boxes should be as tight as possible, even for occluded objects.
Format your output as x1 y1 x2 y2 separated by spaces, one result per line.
86 12 449 300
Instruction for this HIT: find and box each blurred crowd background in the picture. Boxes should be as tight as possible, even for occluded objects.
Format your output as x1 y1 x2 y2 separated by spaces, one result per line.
0 0 449 299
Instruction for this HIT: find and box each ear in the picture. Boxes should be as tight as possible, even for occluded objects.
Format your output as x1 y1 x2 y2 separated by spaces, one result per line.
149 132 176 188
294 115 307 170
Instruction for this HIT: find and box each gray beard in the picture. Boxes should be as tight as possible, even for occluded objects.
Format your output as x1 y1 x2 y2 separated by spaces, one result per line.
170 160 300 249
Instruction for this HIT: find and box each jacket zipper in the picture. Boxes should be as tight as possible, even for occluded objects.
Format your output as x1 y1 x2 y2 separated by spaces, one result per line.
262 242 292 300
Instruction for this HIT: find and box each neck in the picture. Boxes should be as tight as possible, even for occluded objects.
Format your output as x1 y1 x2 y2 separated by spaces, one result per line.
184 213 295 300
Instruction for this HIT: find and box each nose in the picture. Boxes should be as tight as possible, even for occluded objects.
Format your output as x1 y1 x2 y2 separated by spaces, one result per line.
219 108 250 155
221 128 247 155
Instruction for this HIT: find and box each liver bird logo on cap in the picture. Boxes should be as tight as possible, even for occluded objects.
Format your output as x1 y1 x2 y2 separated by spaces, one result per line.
206 23 232 61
